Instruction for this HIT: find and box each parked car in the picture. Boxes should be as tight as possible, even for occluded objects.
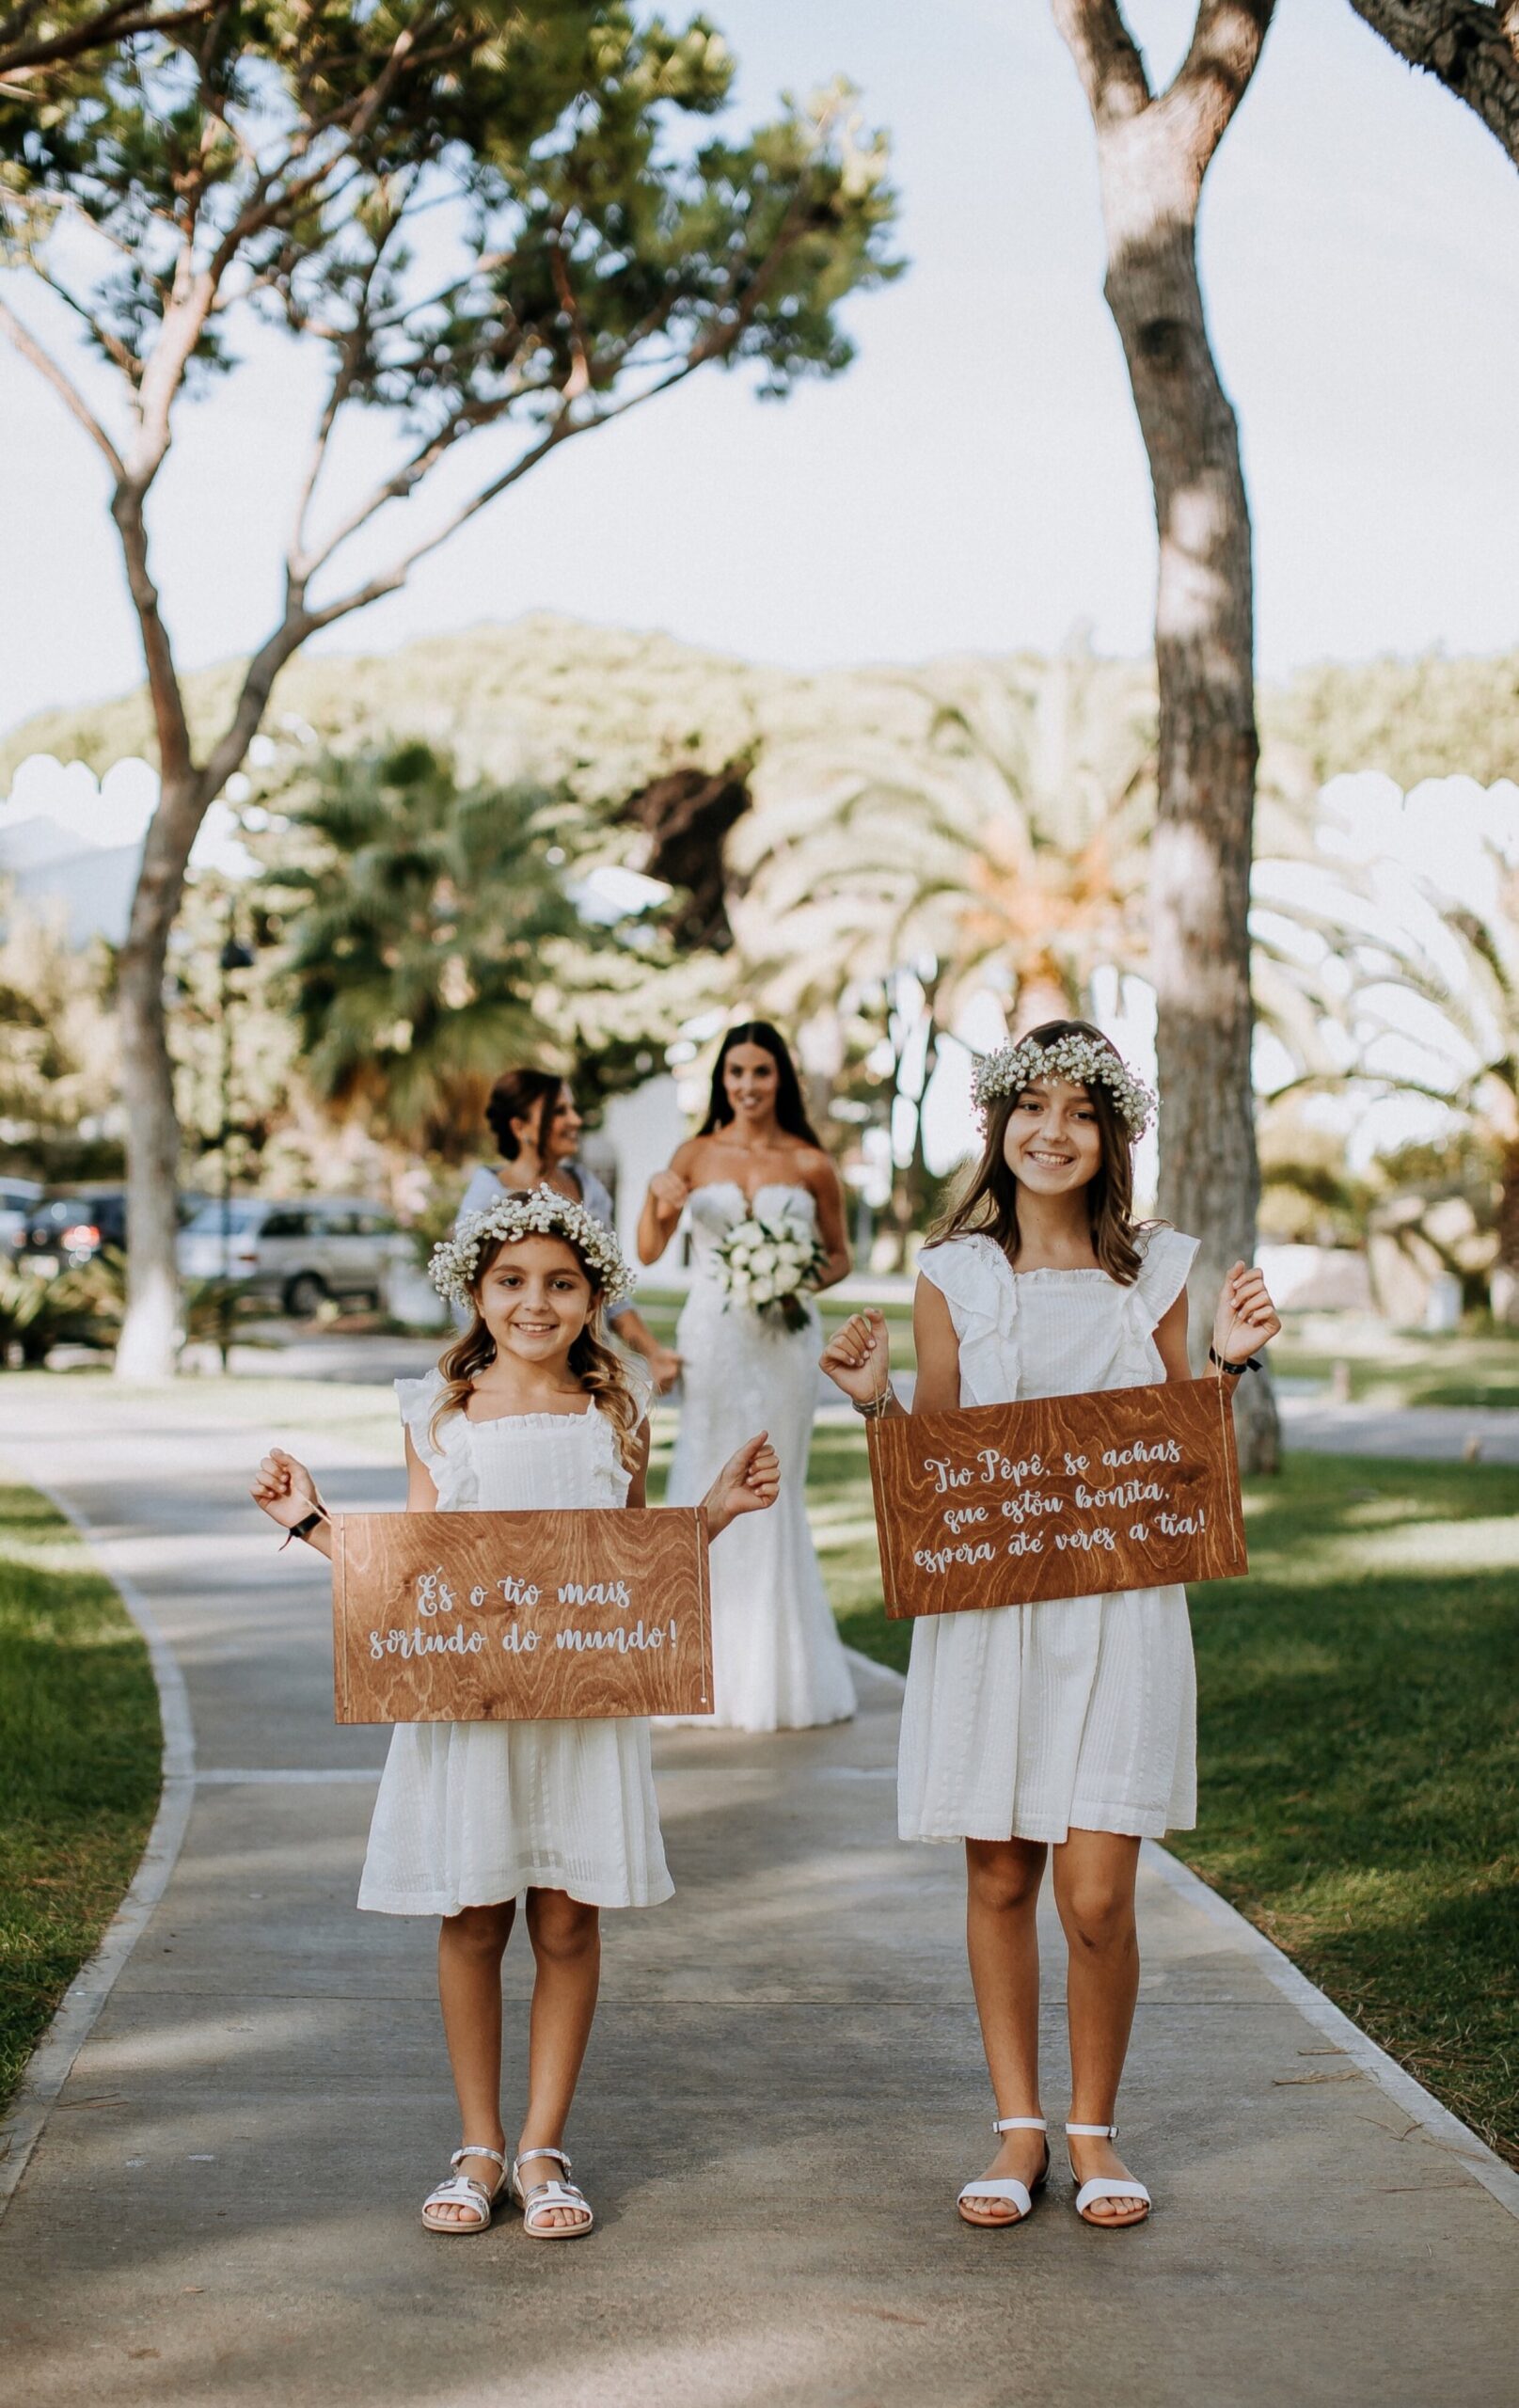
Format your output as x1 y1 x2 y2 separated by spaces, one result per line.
176 1196 404 1317
18 1187 129 1272
0 1178 42 1255
19 1188 215 1278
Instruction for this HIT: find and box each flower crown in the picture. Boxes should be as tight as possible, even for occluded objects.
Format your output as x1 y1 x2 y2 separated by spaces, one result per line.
971 1031 1156 1139
428 1185 635 1308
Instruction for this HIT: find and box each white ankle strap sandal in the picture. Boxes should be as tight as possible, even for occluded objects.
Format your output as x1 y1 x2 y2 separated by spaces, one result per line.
957 2115 1050 2228
512 2145 594 2240
1065 2122 1151 2227
420 2144 508 2234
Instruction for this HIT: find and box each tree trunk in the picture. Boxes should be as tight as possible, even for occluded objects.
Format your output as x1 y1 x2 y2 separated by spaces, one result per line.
1053 2 1280 1471
114 771 205 1379
1111 211 1278 1467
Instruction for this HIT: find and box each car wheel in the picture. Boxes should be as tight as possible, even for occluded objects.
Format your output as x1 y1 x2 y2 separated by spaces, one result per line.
284 1273 328 1320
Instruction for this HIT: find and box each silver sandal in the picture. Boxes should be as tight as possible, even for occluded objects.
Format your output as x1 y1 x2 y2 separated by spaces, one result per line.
420 2143 509 2234
1066 2121 1151 2228
511 2145 593 2240
957 2115 1050 2227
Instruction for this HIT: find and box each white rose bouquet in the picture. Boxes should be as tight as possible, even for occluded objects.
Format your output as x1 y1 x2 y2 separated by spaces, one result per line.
713 1210 827 1333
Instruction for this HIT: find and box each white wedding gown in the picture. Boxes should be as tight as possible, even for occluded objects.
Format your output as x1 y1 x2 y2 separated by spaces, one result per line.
665 1183 856 1731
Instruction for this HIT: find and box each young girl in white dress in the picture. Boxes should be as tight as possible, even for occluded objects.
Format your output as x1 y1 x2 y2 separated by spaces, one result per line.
821 1022 1281 2232
638 1021 857 1732
251 1188 779 2242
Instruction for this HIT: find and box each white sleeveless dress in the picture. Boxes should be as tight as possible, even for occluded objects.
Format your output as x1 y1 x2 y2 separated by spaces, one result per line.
665 1182 856 1732
897 1227 1200 1846
356 1371 673 1915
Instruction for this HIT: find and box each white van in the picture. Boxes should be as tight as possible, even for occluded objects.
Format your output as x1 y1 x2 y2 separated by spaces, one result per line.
177 1197 405 1317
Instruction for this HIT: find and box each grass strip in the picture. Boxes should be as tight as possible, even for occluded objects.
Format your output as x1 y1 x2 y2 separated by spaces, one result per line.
808 1432 1519 2166
0 1481 161 2120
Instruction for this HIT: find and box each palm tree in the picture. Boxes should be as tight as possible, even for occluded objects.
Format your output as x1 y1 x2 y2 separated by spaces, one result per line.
737 644 1158 1039
266 743 611 1159
1350 848 1519 1307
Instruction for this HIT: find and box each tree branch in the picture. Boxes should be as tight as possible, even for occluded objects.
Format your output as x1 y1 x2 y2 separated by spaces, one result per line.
0 295 124 476
1163 1 1275 176
0 0 217 84
1346 0 1519 170
1049 0 1152 121
27 261 142 380
110 478 194 787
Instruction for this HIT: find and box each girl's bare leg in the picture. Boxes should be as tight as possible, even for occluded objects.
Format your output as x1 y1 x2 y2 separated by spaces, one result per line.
516 1887 601 2231
961 1836 1049 2223
1052 1828 1147 2225
434 1899 515 2223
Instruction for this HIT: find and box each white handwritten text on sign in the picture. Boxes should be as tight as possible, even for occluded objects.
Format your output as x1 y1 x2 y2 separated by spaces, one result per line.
331 1508 712 1721
865 1379 1246 1617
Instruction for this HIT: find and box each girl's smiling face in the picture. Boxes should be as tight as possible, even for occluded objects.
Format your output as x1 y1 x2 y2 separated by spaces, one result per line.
1002 1077 1103 1195
474 1235 593 1363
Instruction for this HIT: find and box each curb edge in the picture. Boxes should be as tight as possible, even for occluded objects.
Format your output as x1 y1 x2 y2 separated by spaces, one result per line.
0 1471 197 2221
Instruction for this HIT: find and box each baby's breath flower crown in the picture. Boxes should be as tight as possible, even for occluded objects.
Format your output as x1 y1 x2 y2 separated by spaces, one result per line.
971 1032 1156 1140
428 1185 635 1308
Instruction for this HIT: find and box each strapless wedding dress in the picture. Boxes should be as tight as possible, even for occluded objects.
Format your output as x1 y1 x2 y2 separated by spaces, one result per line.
665 1183 855 1731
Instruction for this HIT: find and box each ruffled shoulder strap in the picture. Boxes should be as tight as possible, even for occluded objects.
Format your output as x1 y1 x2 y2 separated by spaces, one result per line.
1133 1226 1200 1325
917 1234 1012 1338
395 1368 454 1474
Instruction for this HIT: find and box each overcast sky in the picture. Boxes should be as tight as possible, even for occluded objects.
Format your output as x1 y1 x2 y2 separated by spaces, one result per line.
4 0 1519 735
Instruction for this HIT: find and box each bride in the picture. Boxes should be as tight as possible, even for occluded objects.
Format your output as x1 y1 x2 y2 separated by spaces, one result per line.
638 1022 857 1731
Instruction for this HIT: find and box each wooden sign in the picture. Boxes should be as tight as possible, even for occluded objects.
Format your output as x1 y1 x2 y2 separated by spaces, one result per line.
330 1508 712 1723
866 1377 1246 1619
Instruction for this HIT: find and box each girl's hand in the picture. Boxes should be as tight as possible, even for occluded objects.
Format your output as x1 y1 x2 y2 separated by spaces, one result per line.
703 1433 782 1539
250 1448 324 1530
819 1308 891 1405
647 1168 690 1217
1210 1264 1282 1368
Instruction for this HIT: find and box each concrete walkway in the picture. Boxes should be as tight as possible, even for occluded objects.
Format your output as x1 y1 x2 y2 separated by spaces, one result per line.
1 1386 1515 2408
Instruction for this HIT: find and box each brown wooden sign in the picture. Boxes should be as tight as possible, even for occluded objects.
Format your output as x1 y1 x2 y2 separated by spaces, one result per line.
330 1508 712 1722
866 1377 1246 1618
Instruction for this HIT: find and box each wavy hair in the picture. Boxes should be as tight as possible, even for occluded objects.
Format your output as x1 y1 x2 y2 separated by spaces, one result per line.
935 1018 1148 1285
699 1021 822 1148
429 1229 642 1468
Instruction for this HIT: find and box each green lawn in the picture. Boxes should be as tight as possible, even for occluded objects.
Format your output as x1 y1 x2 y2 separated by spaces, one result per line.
805 1427 1519 2167
1274 1319 1519 1411
0 1483 161 2119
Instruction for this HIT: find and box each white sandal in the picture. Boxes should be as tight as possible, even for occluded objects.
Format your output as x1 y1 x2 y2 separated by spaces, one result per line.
511 2145 593 2240
420 2144 509 2234
1066 2121 1151 2228
957 2115 1050 2227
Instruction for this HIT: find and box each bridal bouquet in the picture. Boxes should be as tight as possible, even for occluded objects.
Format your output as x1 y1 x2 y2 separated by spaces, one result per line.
713 1211 826 1333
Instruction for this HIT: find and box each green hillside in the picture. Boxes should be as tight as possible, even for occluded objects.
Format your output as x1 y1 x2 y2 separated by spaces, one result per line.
5 614 1518 796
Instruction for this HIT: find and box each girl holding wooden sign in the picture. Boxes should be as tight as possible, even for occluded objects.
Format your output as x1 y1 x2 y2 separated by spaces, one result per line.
251 1187 779 2243
819 1022 1280 2234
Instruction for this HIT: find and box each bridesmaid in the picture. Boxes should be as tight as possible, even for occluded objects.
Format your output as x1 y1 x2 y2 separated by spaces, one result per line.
637 1022 857 1731
458 1067 682 1393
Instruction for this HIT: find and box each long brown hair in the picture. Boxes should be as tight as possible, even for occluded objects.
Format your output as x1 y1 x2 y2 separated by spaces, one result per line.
700 1021 822 1148
934 1019 1147 1285
430 1230 642 1468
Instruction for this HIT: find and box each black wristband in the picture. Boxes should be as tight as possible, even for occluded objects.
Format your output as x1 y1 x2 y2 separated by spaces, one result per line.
1208 1347 1260 1376
287 1509 324 1543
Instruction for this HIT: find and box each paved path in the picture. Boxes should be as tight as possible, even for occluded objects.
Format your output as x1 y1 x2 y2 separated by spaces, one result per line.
1 1387 1515 2408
